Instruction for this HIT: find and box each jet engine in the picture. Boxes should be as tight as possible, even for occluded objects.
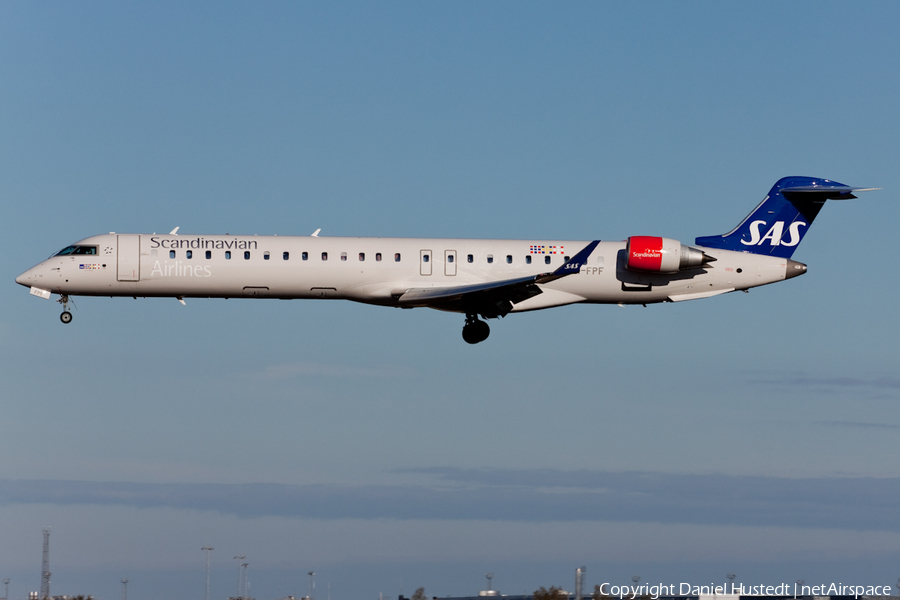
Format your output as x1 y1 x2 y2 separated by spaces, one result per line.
626 236 715 273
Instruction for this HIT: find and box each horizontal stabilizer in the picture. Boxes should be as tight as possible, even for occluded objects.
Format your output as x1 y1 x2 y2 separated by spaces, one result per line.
668 288 734 302
781 184 878 201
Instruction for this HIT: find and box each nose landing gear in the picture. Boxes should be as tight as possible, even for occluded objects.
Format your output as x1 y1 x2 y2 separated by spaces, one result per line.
58 295 73 324
462 314 490 344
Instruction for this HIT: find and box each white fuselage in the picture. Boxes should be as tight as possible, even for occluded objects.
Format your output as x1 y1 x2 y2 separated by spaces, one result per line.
16 233 798 312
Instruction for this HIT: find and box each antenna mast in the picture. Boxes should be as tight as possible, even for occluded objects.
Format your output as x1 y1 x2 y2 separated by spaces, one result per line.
40 528 51 600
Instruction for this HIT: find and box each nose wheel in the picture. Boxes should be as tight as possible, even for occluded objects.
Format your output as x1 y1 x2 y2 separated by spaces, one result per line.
462 315 490 344
58 294 73 324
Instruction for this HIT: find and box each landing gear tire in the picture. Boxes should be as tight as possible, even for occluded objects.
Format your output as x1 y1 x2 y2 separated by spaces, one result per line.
462 317 490 344
60 311 73 324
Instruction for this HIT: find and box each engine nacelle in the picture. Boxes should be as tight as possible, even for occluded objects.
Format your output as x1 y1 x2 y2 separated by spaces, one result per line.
626 236 714 273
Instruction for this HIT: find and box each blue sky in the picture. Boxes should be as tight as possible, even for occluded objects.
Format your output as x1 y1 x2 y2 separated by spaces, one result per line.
2 2 900 599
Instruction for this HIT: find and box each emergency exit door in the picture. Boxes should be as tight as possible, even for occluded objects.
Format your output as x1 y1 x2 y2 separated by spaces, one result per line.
420 250 432 276
444 250 457 276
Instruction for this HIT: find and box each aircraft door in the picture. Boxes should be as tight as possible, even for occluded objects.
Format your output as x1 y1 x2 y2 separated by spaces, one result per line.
117 235 140 281
444 250 457 276
420 250 432 276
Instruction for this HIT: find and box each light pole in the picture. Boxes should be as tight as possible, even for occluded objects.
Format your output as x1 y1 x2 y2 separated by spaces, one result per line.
575 567 585 600
631 577 640 600
242 564 249 600
308 571 315 600
726 574 736 593
202 547 214 600
121 578 128 600
3 578 9 600
234 556 246 600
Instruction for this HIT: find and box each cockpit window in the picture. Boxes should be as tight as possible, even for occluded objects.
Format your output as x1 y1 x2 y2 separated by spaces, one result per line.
55 245 98 256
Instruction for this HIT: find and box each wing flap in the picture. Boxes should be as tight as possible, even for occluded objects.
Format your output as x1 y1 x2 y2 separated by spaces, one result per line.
395 274 540 305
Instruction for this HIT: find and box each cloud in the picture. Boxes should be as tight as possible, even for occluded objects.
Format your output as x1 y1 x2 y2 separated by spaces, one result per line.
818 420 900 430
749 374 900 392
2 468 900 532
254 361 415 379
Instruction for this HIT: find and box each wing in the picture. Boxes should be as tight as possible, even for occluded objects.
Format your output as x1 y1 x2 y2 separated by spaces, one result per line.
394 240 600 318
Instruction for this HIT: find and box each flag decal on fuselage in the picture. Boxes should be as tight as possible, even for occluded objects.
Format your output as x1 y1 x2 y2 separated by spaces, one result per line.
529 245 564 254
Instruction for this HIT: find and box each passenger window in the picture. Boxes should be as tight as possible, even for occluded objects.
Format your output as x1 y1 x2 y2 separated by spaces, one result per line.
244 251 250 260
205 250 211 259
359 253 365 261
526 255 532 264
170 250 176 259
467 254 473 263
264 252 270 260
341 252 347 261
394 253 401 262
186 250 192 259
506 255 512 264
226 251 231 260
322 252 328 261
302 252 308 261
283 252 290 260
376 253 382 262
487 255 493 264
423 254 429 263
448 255 454 263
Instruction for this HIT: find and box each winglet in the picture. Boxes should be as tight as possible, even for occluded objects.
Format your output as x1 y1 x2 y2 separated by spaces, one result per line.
169 227 180 235
536 240 600 284
311 228 321 237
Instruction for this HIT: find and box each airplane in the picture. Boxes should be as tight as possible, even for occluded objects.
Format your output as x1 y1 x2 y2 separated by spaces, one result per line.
16 176 873 344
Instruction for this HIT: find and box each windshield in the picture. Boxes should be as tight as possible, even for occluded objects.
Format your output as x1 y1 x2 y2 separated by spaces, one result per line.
55 245 98 256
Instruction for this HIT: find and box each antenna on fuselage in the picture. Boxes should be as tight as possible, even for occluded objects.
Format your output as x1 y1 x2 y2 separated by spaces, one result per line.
311 229 321 237
169 227 180 235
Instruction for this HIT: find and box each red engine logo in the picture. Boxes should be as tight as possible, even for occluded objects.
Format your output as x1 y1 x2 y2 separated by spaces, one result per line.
627 236 664 271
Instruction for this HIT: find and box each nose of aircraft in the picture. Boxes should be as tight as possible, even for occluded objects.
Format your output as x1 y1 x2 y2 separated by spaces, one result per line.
16 266 38 287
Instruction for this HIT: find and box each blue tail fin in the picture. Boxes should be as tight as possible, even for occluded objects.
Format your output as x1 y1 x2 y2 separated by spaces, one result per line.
695 176 863 258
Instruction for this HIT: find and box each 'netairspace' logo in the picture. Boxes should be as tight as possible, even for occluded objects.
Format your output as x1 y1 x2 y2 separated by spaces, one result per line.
596 582 894 599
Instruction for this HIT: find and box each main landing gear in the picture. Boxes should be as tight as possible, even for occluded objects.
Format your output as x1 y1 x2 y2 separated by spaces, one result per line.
58 295 73 324
462 314 490 344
